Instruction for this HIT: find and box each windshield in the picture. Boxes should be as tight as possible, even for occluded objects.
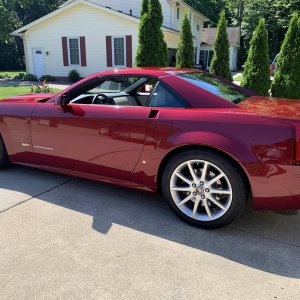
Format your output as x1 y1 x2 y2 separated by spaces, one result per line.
89 77 140 93
178 72 249 104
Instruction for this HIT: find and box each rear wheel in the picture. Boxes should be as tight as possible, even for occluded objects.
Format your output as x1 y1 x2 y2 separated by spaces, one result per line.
0 137 9 168
162 149 248 229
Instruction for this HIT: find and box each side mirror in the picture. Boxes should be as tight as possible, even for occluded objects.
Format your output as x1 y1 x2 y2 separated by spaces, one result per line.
55 94 70 111
61 94 70 106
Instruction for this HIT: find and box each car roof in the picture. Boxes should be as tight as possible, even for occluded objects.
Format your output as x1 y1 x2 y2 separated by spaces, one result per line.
99 67 202 77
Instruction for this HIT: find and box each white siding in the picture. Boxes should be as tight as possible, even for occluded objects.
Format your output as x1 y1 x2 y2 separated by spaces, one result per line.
170 1 204 64
24 3 139 77
87 0 172 27
200 44 238 71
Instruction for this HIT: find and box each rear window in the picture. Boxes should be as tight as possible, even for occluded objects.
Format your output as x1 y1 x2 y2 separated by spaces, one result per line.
178 72 249 104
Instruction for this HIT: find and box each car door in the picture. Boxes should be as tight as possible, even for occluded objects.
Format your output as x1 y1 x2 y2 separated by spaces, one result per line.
30 103 151 180
30 75 154 180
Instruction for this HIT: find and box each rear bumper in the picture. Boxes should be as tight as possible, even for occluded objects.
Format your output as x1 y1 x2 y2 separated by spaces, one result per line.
248 163 300 210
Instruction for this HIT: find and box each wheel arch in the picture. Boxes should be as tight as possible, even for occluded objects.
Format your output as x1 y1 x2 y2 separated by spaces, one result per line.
157 144 252 199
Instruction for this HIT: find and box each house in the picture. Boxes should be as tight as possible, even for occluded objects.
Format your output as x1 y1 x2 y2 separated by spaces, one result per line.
200 27 240 71
12 0 209 80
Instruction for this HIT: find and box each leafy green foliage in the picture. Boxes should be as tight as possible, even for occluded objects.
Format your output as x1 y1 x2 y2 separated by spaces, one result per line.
14 72 26 79
135 0 167 67
241 19 270 95
271 13 300 99
176 15 194 68
68 69 80 83
30 79 50 93
210 11 233 81
185 0 225 25
39 75 56 82
140 0 149 16
0 0 64 70
23 73 38 81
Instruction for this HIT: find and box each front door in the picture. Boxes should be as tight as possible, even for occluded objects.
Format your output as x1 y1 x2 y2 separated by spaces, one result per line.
30 103 151 180
32 48 45 79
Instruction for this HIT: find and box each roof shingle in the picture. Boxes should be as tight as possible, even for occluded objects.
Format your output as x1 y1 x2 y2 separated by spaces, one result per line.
202 27 240 46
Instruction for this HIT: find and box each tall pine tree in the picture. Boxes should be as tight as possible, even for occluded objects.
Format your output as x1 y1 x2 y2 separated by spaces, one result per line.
135 0 167 67
241 19 270 96
271 13 300 99
140 0 149 16
210 11 233 81
176 14 194 68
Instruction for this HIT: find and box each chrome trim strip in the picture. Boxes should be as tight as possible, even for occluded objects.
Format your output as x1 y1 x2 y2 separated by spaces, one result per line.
33 146 54 151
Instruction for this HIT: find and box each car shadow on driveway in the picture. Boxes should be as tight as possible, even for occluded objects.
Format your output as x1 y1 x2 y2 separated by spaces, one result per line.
1 165 300 279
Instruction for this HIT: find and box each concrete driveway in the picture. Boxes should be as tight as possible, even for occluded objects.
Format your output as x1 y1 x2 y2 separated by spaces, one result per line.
0 166 299 300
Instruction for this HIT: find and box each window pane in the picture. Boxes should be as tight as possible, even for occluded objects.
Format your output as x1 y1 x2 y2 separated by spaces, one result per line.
149 83 185 108
114 38 125 66
69 38 80 65
179 72 249 103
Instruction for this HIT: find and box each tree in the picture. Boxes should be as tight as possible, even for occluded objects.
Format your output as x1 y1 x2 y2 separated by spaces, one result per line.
185 0 225 25
271 13 300 99
210 11 232 81
140 0 149 16
176 14 194 68
135 0 167 67
241 19 270 95
0 0 64 70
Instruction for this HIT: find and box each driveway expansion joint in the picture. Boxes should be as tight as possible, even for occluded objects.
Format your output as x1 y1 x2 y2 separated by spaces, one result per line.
231 227 300 249
0 178 75 215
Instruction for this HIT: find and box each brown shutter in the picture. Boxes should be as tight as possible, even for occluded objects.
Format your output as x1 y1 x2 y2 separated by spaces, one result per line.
106 36 112 67
62 37 69 66
126 35 132 67
80 36 87 67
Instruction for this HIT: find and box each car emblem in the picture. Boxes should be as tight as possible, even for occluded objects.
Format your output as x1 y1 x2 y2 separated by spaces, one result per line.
197 187 204 194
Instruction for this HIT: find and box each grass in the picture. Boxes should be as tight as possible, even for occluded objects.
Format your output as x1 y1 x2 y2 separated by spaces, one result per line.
0 86 62 99
0 70 26 78
233 73 243 82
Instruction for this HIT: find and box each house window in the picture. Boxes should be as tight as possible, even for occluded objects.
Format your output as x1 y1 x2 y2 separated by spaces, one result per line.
197 24 200 31
113 37 126 67
200 50 214 71
189 12 192 23
68 38 80 65
177 7 180 20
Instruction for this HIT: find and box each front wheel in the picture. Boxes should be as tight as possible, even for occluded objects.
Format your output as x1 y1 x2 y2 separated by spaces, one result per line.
162 149 248 229
0 137 9 169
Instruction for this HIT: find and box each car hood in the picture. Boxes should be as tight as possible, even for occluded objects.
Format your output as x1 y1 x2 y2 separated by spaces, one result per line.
0 93 55 104
239 96 300 119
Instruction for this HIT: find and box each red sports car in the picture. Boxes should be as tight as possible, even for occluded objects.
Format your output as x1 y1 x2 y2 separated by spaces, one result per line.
0 68 299 229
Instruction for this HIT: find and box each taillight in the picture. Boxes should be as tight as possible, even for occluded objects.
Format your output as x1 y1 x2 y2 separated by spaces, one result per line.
296 126 300 162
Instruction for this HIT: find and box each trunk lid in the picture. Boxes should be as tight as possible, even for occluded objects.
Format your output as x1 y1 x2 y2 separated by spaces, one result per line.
239 96 300 120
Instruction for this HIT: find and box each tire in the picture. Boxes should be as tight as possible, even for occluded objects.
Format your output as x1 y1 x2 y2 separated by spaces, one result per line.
161 149 248 229
0 136 9 169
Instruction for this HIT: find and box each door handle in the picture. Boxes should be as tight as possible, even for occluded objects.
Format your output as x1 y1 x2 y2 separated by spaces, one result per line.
149 109 159 119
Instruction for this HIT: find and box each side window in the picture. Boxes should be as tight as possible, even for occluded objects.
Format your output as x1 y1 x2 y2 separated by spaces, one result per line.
148 82 185 108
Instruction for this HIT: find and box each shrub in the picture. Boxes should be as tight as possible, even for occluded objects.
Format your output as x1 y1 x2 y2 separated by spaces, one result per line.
68 69 81 83
176 14 194 68
210 11 232 81
241 19 270 96
271 13 300 99
39 75 56 82
135 0 168 67
30 80 51 94
23 73 38 81
14 73 26 80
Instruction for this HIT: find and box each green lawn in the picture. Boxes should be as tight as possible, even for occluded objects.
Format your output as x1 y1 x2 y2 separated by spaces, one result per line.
0 70 26 78
233 74 243 82
0 86 62 99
